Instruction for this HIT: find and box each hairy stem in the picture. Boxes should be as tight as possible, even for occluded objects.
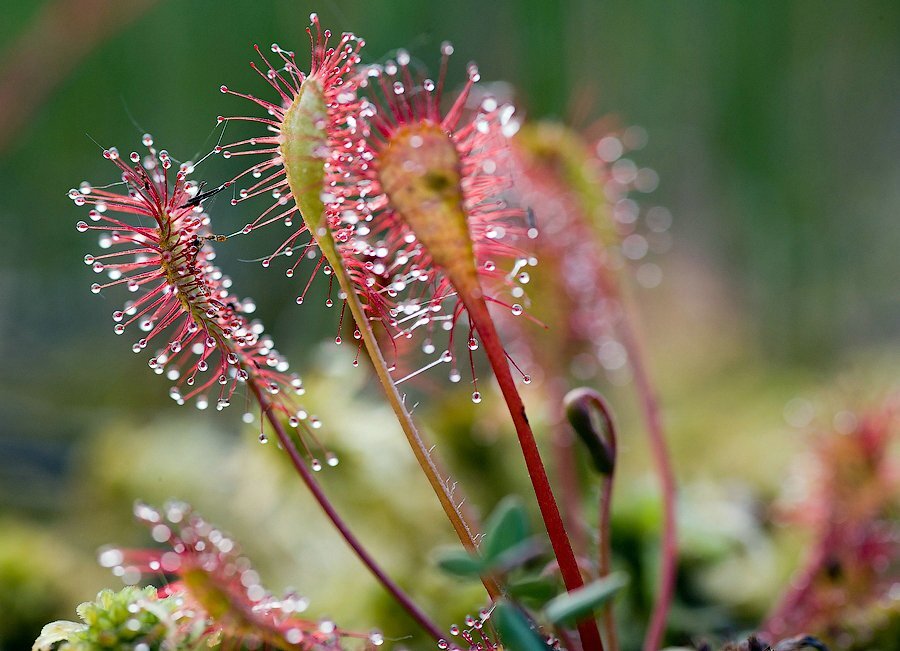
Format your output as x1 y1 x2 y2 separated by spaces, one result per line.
465 295 604 651
316 238 501 601
617 300 677 651
278 100 498 598
249 379 444 641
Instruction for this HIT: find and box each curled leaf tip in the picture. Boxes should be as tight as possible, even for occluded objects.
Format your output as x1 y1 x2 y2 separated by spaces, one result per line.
563 387 617 475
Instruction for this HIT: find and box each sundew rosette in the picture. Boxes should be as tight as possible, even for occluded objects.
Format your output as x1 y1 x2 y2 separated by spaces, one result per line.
342 48 602 649
216 18 507 588
512 122 676 650
763 398 900 643
217 15 373 301
99 502 382 650
332 46 536 393
71 139 329 464
508 123 628 385
218 16 534 391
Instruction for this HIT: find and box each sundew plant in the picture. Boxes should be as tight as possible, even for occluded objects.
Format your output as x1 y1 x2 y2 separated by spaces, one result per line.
31 9 898 651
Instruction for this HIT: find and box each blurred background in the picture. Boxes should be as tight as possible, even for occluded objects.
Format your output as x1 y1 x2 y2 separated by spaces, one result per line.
1 1 899 649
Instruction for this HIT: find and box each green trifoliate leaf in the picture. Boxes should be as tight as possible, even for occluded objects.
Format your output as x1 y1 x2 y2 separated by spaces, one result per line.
507 575 560 606
483 495 530 562
543 572 629 625
492 601 554 651
434 547 485 577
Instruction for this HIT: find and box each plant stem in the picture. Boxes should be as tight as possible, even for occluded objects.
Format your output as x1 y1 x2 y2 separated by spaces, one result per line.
465 295 604 651
249 378 444 641
551 392 588 558
599 470 617 651
575 389 620 651
315 238 501 601
760 537 827 639
279 123 497 598
617 301 676 651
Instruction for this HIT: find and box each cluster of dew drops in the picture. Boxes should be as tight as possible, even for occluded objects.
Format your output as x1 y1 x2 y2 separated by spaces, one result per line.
380 252 538 404
72 136 329 452
435 608 562 651
98 502 381 647
595 127 672 290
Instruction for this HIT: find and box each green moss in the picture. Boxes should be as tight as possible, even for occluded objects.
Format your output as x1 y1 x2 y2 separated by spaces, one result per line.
33 586 199 651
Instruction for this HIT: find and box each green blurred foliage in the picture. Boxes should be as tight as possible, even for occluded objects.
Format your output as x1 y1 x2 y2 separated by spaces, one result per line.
1 1 899 649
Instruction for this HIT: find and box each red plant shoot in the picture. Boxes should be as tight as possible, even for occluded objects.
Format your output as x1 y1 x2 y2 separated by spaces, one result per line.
71 139 330 463
217 16 375 312
512 122 678 651
103 501 384 650
332 46 536 393
333 48 603 650
73 139 444 639
218 17 498 599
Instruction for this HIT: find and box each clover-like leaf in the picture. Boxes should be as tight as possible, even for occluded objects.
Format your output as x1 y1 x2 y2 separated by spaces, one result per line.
492 601 554 651
434 547 485 577
483 496 530 562
507 575 559 606
543 572 628 625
